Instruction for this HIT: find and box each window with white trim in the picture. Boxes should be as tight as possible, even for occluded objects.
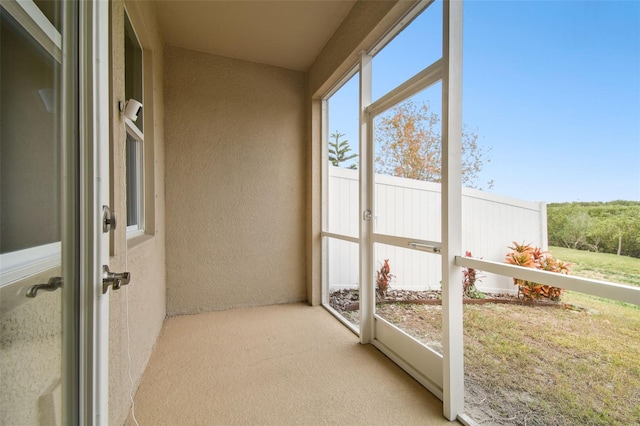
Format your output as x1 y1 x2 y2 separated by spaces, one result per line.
0 0 62 286
124 12 144 236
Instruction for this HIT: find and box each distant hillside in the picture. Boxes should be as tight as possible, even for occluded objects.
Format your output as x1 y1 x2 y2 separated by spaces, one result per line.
547 201 640 258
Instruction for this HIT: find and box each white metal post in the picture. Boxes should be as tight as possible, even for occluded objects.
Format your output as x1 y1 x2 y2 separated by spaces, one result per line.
441 0 464 420
321 99 329 305
359 52 374 343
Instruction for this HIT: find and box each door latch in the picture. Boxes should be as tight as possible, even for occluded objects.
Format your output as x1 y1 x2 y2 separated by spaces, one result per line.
363 210 373 221
102 265 131 294
102 205 117 233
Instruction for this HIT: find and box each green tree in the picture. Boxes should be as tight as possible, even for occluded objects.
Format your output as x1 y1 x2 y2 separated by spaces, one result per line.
596 208 637 256
563 210 592 250
547 202 640 258
548 205 592 250
374 100 492 189
328 131 358 169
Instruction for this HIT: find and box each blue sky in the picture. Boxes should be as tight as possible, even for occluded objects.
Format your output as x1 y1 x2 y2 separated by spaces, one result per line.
328 0 640 203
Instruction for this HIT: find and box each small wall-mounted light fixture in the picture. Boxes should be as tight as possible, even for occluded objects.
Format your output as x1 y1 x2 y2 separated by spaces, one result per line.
118 98 143 121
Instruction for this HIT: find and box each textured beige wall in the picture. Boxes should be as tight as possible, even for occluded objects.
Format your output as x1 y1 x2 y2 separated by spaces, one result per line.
164 46 307 315
109 2 166 425
0 269 62 425
306 0 417 305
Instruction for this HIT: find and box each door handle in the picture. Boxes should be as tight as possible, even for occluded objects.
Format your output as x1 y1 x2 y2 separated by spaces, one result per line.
408 241 441 253
26 276 63 298
102 265 131 294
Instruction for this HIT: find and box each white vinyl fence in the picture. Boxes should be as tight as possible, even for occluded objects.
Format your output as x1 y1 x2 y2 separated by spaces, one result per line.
327 166 547 295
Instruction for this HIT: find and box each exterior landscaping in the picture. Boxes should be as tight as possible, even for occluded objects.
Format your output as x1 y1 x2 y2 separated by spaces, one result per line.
329 246 640 425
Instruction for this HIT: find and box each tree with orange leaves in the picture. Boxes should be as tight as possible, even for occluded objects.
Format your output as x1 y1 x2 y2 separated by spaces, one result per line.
375 100 492 190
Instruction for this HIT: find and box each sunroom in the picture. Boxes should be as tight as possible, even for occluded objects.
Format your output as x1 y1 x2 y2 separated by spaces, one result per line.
1 0 639 425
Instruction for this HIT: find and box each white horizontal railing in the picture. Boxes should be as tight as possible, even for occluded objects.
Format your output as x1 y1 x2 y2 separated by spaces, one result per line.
321 231 359 245
456 256 640 306
366 58 443 117
373 233 441 253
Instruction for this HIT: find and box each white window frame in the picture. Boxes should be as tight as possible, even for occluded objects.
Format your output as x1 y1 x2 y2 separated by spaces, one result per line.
125 118 145 237
124 10 145 238
0 0 62 288
0 243 61 287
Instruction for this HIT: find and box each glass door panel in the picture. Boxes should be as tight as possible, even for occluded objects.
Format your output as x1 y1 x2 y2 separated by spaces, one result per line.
369 79 444 390
0 9 60 253
371 82 443 332
0 1 72 424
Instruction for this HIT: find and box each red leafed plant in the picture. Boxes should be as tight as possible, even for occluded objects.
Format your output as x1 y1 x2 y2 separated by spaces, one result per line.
505 242 571 301
463 251 485 299
376 259 395 300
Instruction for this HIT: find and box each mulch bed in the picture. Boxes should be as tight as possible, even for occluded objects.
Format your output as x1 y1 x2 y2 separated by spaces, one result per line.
329 288 576 314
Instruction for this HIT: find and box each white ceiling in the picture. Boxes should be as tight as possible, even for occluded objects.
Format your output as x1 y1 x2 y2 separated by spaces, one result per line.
155 1 357 72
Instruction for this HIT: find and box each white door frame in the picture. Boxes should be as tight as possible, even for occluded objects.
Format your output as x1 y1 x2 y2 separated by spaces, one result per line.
0 1 109 423
78 0 110 424
361 60 446 400
356 0 464 420
61 0 110 423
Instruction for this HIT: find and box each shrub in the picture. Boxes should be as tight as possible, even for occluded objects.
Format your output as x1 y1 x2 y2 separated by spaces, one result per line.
463 251 485 299
376 259 395 300
505 242 571 302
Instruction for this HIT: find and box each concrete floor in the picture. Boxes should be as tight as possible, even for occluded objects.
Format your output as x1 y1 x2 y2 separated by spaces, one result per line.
126 303 453 425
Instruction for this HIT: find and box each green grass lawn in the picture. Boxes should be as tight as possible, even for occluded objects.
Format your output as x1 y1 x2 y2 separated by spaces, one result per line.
549 245 640 287
378 247 640 424
463 247 640 424
463 298 640 424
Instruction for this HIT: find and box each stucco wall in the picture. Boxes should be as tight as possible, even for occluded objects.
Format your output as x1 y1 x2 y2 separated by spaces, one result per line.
164 46 307 315
109 2 166 425
0 269 62 425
